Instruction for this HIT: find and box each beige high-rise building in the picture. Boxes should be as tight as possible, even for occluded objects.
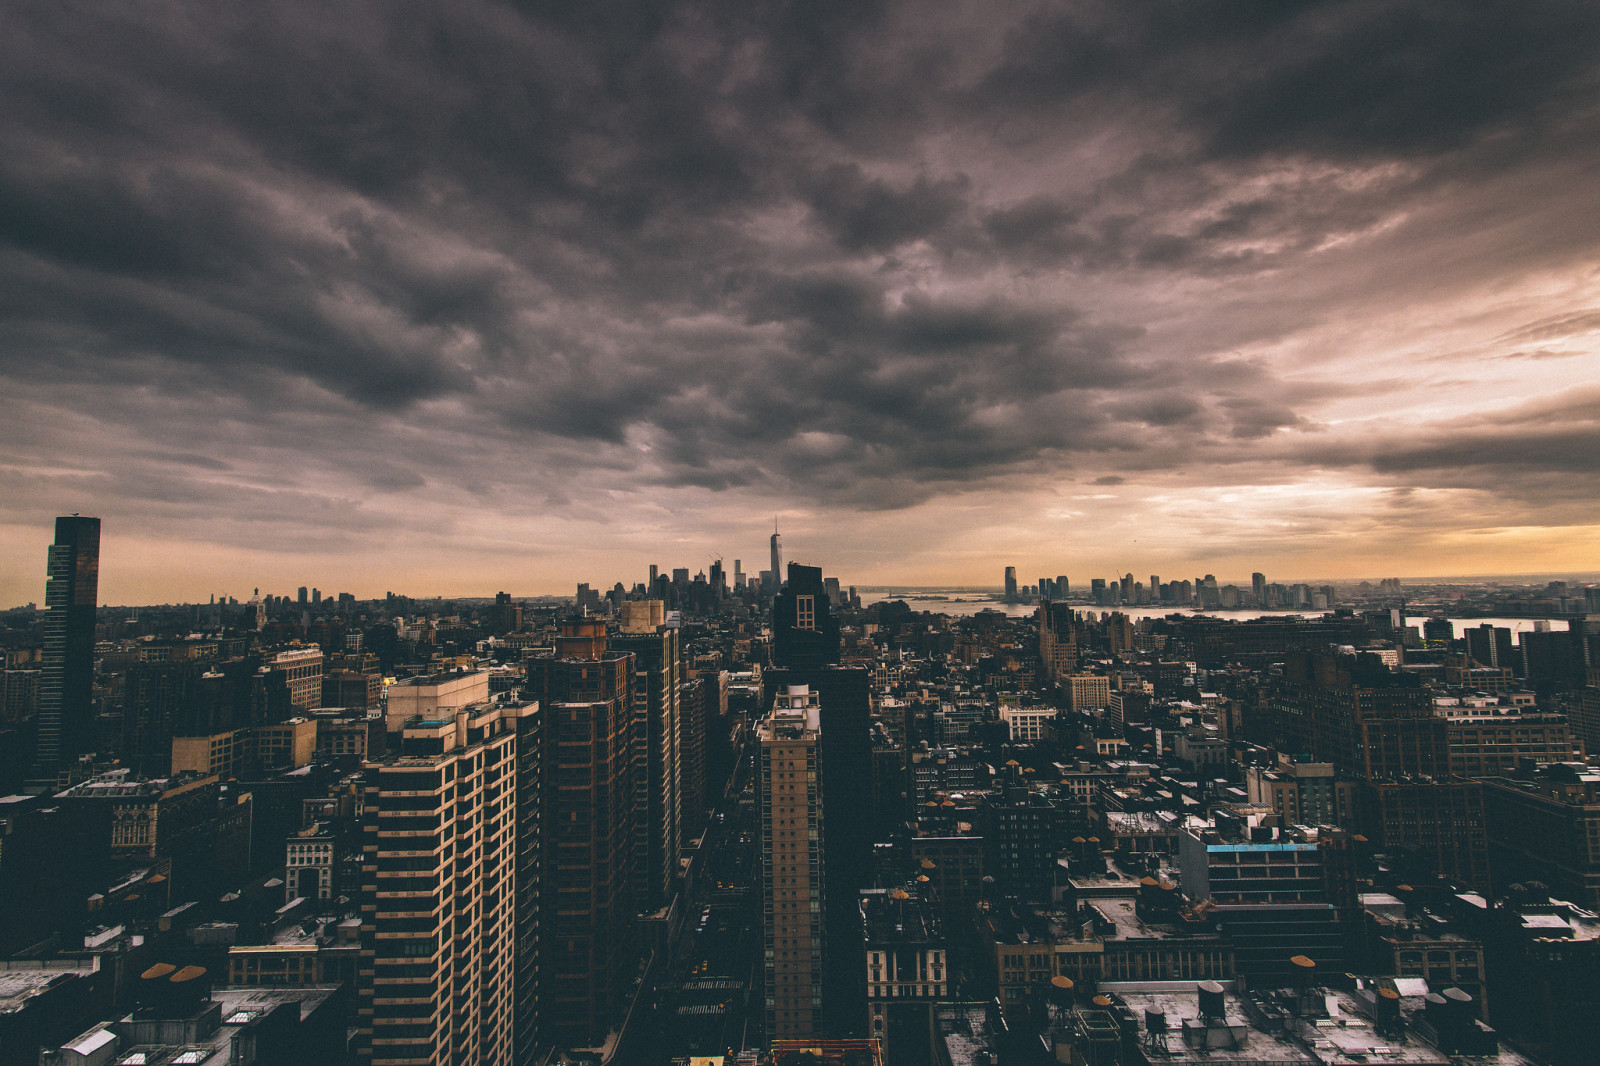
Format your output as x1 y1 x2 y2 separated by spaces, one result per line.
759 684 825 1039
269 646 325 709
618 598 666 632
358 699 541 1066
1065 673 1111 711
384 669 490 734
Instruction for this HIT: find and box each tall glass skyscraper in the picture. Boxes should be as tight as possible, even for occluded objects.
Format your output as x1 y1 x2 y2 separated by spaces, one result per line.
34 516 99 779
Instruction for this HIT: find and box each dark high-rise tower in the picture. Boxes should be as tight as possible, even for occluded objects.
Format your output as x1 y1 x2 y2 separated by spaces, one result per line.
526 620 638 1044
120 659 208 774
1003 566 1018 603
767 562 868 1036
612 602 682 914
1037 600 1080 683
773 564 842 669
34 516 100 778
770 528 783 592
1467 624 1515 671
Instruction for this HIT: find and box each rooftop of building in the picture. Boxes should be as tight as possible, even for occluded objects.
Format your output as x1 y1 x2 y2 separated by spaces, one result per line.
215 985 341 1022
981 902 1078 946
1499 898 1600 941
1066 855 1182 896
0 958 100 1012
1481 762 1600 798
1183 811 1327 849
51 985 340 1066
1090 897 1184 942
389 668 486 687
1438 708 1565 723
1083 983 1313 1066
936 1003 1002 1066
306 706 378 720
1100 980 1537 1066
229 914 361 954
1104 810 1181 833
861 886 940 943
984 886 1207 946
57 770 213 800
1360 895 1478 944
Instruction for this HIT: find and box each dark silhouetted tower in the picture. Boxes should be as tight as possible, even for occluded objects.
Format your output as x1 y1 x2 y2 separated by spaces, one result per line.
34 516 100 778
526 620 638 1044
1467 624 1514 670
768 562 867 1036
773 565 842 670
612 602 682 913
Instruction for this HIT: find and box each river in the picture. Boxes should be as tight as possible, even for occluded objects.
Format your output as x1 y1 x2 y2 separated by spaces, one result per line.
856 589 1569 636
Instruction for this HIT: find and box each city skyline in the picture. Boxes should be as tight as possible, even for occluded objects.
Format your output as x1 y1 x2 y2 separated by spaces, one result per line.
4 3 1600 601
5 512 1600 608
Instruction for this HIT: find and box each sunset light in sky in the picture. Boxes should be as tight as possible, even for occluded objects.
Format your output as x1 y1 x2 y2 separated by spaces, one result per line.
3 2 1599 601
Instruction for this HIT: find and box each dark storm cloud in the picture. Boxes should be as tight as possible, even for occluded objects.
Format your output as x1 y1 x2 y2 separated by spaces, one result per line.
1104 393 1204 429
1295 387 1600 508
1200 4 1600 159
1218 398 1305 441
973 1 1600 160
804 165 971 252
1 0 1597 550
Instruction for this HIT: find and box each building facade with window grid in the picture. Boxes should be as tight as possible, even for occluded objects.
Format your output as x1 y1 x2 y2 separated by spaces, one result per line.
759 685 825 1039
357 699 540 1066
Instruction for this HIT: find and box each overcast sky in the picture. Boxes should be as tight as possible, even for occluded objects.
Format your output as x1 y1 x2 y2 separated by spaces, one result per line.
3 0 1599 603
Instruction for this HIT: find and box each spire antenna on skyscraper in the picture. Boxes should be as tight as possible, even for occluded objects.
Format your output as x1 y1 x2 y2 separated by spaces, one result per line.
770 525 783 593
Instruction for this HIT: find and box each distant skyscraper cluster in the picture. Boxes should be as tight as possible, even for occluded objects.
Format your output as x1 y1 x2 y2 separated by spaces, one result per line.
1010 564 1350 611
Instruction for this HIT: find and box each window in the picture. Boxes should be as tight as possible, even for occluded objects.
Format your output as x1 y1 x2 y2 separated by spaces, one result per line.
796 596 815 631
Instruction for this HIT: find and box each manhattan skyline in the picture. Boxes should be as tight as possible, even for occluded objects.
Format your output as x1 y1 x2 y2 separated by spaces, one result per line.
4 2 1600 602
